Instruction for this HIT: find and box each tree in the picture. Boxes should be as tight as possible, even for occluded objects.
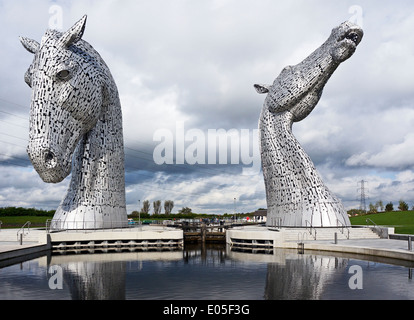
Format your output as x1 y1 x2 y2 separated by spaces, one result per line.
129 210 139 218
385 202 394 212
164 200 174 215
376 200 384 212
141 200 150 214
0 207 55 217
129 210 150 219
178 207 192 215
153 200 161 214
398 200 409 211
368 203 377 214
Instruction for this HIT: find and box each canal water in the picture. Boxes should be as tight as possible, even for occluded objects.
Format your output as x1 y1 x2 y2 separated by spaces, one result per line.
0 244 413 300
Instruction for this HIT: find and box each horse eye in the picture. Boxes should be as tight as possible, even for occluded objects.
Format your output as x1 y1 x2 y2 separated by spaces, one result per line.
57 69 71 80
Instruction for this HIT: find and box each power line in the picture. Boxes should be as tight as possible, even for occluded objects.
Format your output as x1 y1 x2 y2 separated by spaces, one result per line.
0 118 28 129
0 141 264 208
0 98 29 111
0 132 27 141
0 109 27 120
0 97 266 209
0 106 253 179
1 98 261 178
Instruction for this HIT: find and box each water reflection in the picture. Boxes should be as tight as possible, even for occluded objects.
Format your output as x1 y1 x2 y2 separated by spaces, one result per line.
183 243 227 265
49 250 183 300
62 260 126 299
229 247 414 300
265 254 347 299
228 248 348 299
1 245 413 300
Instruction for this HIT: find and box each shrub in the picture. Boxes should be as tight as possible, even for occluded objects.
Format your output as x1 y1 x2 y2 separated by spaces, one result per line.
385 202 394 212
0 207 55 217
398 200 409 211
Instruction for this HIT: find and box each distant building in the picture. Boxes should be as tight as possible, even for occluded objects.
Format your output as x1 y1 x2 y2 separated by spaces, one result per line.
252 209 267 223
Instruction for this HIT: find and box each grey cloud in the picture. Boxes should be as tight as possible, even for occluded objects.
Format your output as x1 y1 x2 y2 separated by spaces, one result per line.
2 0 414 213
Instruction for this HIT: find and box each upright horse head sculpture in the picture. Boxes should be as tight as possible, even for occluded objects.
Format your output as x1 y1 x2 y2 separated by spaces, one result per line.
255 21 363 227
20 15 128 229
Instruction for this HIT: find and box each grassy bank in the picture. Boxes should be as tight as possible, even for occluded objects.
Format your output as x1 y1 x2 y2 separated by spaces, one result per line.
0 216 49 228
350 210 414 235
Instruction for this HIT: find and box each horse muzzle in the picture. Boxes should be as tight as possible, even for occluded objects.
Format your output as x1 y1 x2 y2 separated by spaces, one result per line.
27 141 71 183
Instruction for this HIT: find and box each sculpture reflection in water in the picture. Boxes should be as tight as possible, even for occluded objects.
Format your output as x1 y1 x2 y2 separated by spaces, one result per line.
20 15 127 230
62 260 126 300
264 253 348 299
48 250 184 300
255 21 363 227
228 248 350 299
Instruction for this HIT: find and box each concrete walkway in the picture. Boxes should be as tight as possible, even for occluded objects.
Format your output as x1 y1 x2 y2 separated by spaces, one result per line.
0 228 51 263
294 238 414 264
310 238 413 251
0 243 50 262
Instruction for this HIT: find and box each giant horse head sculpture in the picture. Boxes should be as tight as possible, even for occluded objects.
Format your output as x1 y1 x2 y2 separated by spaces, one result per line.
21 16 128 229
255 21 363 227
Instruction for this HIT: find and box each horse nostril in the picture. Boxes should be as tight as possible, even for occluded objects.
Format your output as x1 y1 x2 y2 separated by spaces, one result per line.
44 151 57 168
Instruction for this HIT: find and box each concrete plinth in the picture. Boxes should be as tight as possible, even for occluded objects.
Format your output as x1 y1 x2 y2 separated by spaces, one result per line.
226 225 414 263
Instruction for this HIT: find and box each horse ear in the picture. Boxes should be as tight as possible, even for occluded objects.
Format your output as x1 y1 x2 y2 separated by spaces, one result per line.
254 84 271 94
19 36 40 54
58 15 87 48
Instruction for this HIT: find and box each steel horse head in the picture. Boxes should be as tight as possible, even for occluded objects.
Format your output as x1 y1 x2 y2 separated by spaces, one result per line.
20 16 128 229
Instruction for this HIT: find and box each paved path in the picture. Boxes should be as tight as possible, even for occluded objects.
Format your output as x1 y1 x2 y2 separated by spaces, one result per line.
295 238 414 265
308 238 413 252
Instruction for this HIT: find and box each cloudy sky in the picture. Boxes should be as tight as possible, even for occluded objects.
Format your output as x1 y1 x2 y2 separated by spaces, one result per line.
0 0 414 215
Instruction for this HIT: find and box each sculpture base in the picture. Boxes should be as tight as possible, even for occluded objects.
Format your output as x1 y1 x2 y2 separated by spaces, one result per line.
50 205 128 230
266 201 350 228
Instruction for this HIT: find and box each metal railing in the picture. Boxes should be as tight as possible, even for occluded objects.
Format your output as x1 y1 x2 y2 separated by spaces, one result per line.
17 221 31 243
46 219 134 233
297 231 308 243
270 217 282 229
337 219 350 239
305 220 317 240
366 218 384 238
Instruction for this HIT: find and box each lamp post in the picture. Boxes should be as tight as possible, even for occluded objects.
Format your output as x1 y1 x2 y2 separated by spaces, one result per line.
138 199 141 226
234 197 236 222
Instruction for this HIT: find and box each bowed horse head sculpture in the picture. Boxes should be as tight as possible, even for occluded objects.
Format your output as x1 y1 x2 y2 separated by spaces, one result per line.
21 15 128 229
255 21 363 227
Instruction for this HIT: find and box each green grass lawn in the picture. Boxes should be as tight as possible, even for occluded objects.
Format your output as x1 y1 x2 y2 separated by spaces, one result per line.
0 216 50 228
350 210 414 235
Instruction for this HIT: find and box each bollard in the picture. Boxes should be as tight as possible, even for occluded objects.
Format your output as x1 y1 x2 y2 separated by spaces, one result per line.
297 242 304 254
20 233 23 245
334 232 338 244
408 236 412 251
201 224 206 243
